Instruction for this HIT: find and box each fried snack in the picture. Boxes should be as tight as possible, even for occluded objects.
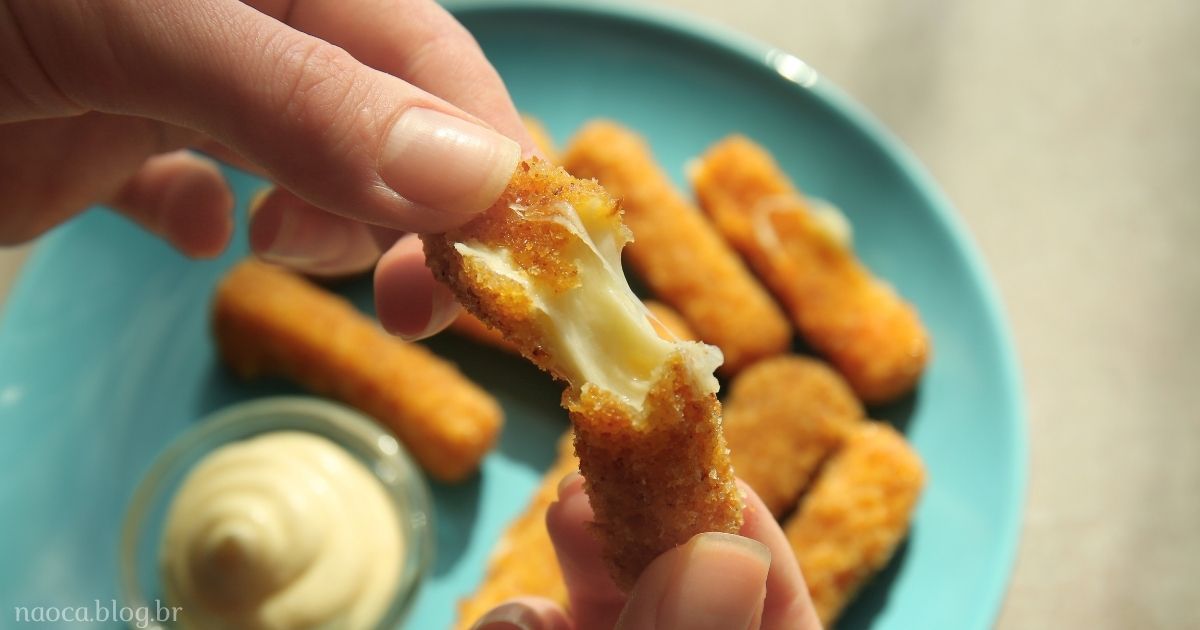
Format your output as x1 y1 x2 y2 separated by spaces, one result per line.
423 159 743 590
456 434 577 629
783 422 925 625
562 121 790 374
212 260 502 482
723 356 864 518
691 136 930 403
449 298 695 355
522 114 560 164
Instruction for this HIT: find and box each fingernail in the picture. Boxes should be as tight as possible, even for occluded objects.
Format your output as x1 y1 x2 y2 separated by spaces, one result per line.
250 199 383 276
380 107 520 217
469 600 542 630
556 471 583 499
656 533 771 630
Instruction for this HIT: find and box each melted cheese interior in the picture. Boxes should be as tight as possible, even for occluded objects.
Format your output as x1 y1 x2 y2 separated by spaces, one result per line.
455 201 720 410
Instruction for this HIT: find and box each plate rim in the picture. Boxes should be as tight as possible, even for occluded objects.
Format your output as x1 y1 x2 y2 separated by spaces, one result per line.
0 2 1028 627
448 1 1029 626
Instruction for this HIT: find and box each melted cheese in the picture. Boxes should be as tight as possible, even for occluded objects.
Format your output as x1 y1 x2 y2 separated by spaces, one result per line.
455 203 720 410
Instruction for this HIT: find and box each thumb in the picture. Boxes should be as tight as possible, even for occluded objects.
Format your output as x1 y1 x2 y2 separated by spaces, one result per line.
9 0 518 233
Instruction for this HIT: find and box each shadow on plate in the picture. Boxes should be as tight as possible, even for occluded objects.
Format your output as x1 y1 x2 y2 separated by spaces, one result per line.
835 536 913 629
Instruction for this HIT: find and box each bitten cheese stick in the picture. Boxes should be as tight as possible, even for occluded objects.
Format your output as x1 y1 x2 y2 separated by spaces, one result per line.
783 422 925 625
212 260 503 482
691 136 930 403
723 356 864 518
456 434 577 629
562 121 790 374
449 299 695 355
423 159 743 590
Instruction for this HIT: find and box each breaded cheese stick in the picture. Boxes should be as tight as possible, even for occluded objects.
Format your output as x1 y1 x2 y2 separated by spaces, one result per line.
423 159 743 590
562 121 790 374
449 298 695 355
212 260 502 482
723 356 864 518
783 422 925 625
456 434 577 629
691 136 930 404
521 114 560 164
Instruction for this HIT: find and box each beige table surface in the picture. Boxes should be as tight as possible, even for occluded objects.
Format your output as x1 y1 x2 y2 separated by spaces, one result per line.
1 1 1197 627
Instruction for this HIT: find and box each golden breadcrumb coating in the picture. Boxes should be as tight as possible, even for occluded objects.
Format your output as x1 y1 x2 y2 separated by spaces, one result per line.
691 136 930 404
521 114 560 165
783 422 925 625
456 434 576 629
423 159 742 590
212 260 502 482
723 356 864 518
562 121 791 375
449 298 694 355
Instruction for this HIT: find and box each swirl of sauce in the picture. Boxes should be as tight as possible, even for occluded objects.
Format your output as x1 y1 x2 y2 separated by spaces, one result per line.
161 432 402 629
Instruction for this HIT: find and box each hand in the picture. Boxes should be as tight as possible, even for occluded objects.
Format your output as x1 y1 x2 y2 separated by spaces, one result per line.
473 475 823 630
0 0 534 338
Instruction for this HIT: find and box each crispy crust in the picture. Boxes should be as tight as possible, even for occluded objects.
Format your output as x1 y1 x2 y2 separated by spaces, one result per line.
569 354 742 590
691 136 930 403
723 356 864 518
423 159 742 589
783 422 926 625
562 121 791 375
212 260 502 482
455 434 576 629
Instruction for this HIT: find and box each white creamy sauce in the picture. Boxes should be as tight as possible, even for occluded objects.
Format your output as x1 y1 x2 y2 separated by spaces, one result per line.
160 432 402 629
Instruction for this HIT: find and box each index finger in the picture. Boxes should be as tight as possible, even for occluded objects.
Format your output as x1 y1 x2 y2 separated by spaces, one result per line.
251 0 537 155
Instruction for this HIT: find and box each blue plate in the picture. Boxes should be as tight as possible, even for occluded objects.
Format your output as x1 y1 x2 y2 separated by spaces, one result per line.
0 2 1025 629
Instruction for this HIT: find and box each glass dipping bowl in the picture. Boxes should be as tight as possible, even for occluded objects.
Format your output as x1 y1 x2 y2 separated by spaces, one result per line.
120 396 433 629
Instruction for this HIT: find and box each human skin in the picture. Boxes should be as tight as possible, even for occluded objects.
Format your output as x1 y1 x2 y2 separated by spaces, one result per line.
0 0 537 339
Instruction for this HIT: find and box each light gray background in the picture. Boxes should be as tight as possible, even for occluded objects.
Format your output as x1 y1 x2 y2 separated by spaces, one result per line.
1 1 1197 627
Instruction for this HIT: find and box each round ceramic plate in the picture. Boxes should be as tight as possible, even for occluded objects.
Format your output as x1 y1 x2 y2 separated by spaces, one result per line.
0 2 1025 629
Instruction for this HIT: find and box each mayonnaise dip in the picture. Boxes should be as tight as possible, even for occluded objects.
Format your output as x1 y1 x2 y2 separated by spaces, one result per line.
160 431 402 629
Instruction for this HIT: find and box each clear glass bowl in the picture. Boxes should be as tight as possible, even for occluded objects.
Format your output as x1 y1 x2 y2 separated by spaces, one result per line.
120 396 433 629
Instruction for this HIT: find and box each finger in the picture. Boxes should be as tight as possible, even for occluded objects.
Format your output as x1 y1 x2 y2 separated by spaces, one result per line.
545 474 626 630
0 113 195 245
108 150 234 258
10 0 519 231
616 532 770 630
263 0 538 156
736 480 823 630
373 234 460 340
249 187 383 276
470 597 573 630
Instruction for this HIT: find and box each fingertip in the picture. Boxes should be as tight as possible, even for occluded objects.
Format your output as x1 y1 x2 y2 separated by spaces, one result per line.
470 597 571 630
374 235 460 340
161 164 234 259
249 189 381 276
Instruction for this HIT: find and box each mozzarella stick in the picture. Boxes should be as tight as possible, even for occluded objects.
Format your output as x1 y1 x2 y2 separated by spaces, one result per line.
449 299 695 355
562 121 790 374
212 260 503 482
423 159 743 590
456 434 576 629
783 422 925 625
691 136 930 403
723 356 864 518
